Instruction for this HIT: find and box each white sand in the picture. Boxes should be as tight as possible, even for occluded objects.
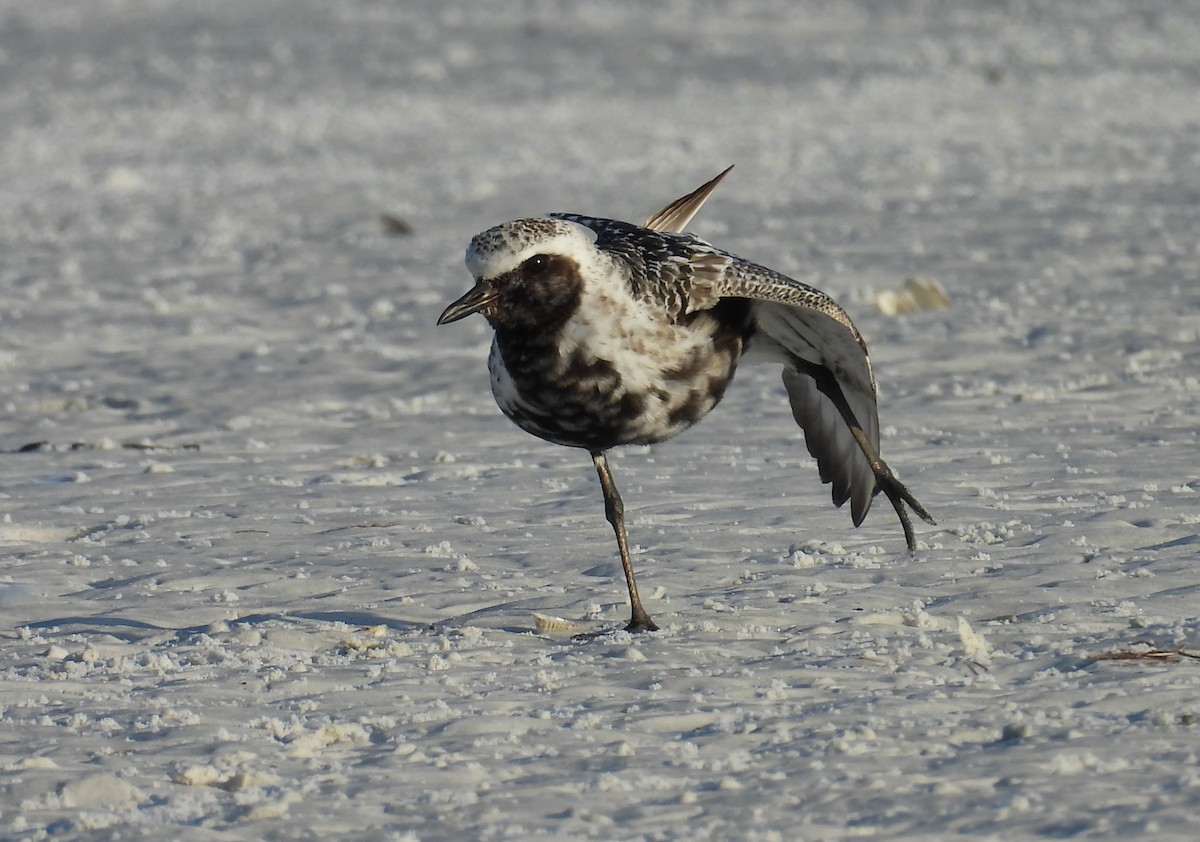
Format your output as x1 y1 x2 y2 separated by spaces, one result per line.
2 1 1199 839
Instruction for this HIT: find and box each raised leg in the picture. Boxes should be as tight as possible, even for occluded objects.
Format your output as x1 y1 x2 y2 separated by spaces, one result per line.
790 357 936 552
844 424 934 552
591 450 659 632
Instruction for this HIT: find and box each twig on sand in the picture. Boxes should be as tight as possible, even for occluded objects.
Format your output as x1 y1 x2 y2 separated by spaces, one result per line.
1088 647 1200 663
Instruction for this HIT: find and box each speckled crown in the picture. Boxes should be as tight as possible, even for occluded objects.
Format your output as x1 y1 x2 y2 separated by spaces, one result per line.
465 217 597 280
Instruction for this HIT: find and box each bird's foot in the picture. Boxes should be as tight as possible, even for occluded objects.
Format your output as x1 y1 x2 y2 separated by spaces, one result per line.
876 469 936 553
568 614 660 642
626 608 660 633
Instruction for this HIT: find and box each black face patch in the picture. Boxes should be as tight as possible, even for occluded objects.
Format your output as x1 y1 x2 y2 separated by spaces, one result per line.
490 253 584 334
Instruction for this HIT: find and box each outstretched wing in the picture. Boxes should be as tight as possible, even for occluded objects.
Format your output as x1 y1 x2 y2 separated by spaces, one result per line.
558 168 930 543
705 258 883 525
544 212 925 535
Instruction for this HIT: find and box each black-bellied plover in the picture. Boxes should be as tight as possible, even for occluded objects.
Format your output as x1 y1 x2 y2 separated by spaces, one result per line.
438 168 934 631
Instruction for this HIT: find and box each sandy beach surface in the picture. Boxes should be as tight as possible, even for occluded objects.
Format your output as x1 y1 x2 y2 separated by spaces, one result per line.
2 2 1199 839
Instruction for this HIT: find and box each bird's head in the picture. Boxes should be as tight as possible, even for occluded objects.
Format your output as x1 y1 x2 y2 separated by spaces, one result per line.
437 218 599 333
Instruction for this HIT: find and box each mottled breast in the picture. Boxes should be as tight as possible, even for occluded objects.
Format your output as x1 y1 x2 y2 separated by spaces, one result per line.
490 282 750 452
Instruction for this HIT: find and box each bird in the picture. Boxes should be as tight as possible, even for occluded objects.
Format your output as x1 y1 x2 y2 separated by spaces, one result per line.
437 167 934 632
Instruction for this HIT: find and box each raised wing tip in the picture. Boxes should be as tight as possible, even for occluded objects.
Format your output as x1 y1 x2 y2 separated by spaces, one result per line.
643 165 736 233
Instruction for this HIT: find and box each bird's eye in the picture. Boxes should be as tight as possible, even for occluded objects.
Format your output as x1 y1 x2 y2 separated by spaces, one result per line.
524 254 551 276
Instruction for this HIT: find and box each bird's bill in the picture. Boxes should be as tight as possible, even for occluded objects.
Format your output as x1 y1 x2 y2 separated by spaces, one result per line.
437 281 495 324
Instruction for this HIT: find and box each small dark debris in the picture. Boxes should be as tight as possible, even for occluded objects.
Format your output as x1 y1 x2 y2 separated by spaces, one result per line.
381 213 414 236
982 65 1005 85
7 440 200 454
318 522 398 534
102 396 140 411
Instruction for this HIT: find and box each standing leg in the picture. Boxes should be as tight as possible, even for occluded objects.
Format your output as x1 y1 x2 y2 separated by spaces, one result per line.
591 450 659 632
